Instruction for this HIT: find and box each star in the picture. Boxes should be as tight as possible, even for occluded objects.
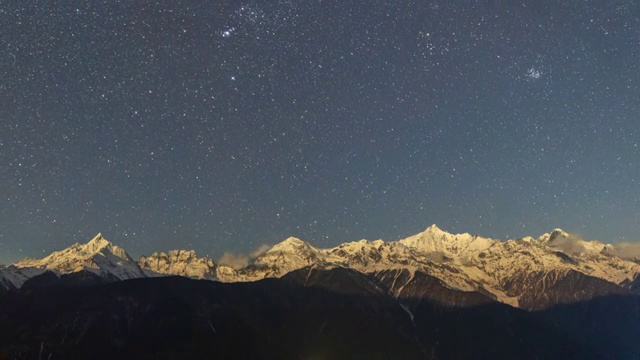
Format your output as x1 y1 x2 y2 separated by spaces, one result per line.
1 1 638 264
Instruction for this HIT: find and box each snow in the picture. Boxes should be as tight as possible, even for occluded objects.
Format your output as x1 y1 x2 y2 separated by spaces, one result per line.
207 321 217 334
393 270 416 298
267 237 312 253
3 225 639 310
400 304 415 324
0 265 46 289
7 233 145 288
213 224 640 309
398 225 494 256
138 250 216 279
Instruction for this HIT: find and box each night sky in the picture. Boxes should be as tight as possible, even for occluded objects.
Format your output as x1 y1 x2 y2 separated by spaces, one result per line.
2 1 640 263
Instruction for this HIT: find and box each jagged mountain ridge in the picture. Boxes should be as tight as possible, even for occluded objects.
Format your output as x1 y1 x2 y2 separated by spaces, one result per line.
1 233 145 289
138 250 216 279
2 226 639 310
217 225 640 308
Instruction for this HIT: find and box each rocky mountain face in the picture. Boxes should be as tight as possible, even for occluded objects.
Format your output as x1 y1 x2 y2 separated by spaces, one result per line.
138 250 216 279
2 226 639 311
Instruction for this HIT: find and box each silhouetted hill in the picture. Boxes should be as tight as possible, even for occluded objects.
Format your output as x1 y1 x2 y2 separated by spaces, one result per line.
0 267 638 359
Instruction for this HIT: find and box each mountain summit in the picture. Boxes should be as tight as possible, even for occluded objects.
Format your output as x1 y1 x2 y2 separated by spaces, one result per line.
398 224 494 256
2 226 639 310
212 225 640 309
8 233 145 287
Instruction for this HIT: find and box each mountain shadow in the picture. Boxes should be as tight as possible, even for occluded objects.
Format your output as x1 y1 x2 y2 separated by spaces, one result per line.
0 267 638 359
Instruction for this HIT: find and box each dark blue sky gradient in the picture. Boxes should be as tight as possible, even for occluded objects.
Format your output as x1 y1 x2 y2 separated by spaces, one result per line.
2 1 640 263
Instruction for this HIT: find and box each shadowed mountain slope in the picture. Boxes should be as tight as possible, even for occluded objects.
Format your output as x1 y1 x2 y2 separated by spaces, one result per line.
1 267 638 359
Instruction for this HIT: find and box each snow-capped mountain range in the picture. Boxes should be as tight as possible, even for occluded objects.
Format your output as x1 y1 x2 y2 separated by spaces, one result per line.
2 225 639 309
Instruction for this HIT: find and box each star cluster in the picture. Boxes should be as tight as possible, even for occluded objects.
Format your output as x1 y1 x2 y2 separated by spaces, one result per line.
2 1 639 262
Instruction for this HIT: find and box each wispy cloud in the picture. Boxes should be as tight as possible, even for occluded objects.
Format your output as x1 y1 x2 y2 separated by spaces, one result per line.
546 232 586 254
217 244 273 269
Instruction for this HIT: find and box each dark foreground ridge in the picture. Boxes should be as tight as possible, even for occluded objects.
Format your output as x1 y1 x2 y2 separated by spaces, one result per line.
1 267 639 360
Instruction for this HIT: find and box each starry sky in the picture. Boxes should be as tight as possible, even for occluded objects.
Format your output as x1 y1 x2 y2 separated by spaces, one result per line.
2 1 640 263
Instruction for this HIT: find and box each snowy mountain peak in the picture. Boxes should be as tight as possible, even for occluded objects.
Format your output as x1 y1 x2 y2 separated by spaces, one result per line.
268 237 314 254
87 232 107 247
81 233 130 259
549 228 570 241
538 228 568 243
219 237 326 282
420 224 450 237
4 226 640 311
12 234 144 285
398 225 491 256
